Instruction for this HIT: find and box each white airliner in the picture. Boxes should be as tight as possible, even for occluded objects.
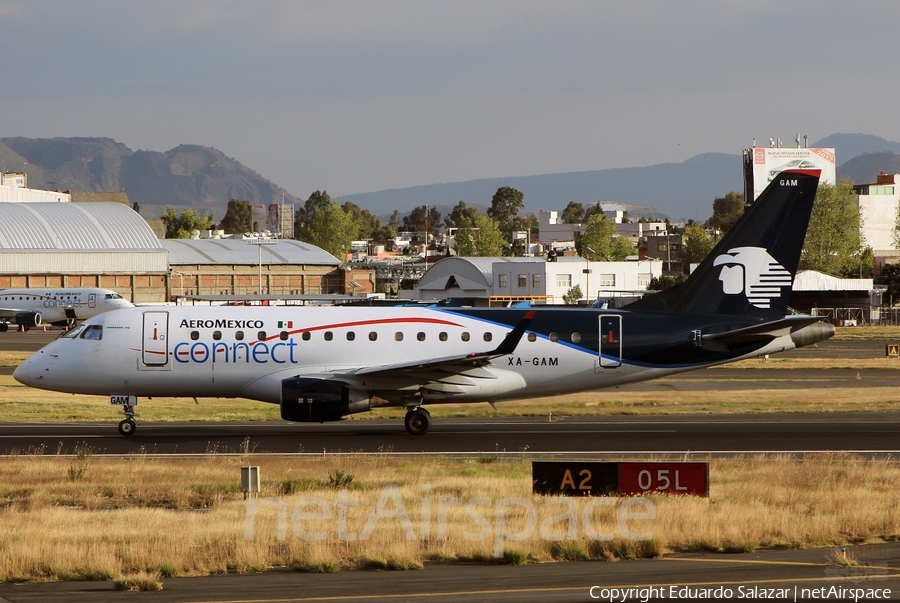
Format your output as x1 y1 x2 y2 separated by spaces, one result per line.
0 288 133 331
15 170 834 436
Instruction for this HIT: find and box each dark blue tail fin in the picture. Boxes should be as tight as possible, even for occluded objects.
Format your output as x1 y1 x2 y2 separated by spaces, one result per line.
628 169 821 318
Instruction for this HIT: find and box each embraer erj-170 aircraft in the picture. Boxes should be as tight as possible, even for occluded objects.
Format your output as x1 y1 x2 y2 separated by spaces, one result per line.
0 288 132 331
15 170 833 436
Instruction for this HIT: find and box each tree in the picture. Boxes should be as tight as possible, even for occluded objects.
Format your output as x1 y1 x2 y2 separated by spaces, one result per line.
298 201 355 260
454 214 505 257
560 201 585 224
444 201 478 229
160 205 214 239
879 262 900 304
562 285 583 305
800 179 866 277
294 190 332 236
578 214 632 261
647 273 687 290
487 186 524 239
708 191 744 233
682 223 715 265
341 201 383 240
219 199 252 234
401 205 442 236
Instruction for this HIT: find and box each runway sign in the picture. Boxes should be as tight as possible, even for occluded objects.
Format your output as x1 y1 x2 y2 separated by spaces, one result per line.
532 461 708 497
887 344 899 358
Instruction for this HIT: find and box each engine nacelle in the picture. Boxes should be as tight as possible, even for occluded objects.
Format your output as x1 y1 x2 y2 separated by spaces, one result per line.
281 377 371 423
15 312 41 327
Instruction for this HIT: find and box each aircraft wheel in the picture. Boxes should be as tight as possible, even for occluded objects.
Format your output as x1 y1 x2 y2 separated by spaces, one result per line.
404 408 431 436
118 419 137 437
0 323 7 332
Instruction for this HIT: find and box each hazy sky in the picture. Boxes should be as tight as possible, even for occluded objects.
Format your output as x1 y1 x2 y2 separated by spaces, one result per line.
1 1 897 199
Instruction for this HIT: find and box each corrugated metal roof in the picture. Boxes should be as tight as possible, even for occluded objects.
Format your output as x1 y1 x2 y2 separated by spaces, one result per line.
793 270 873 292
0 202 161 250
162 238 341 266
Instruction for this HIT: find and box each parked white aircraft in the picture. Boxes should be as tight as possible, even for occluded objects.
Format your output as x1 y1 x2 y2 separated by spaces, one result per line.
15 170 834 436
0 288 133 331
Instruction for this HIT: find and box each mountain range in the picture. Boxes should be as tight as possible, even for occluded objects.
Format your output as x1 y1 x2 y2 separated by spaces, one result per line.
3 133 900 222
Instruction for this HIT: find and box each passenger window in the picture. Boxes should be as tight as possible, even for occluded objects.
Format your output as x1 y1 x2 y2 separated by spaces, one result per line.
346 331 355 341
235 331 244 341
213 331 222 341
369 332 377 341
258 331 267 341
439 332 448 341
190 331 200 341
483 332 493 342
527 333 537 342
417 332 426 342
549 332 559 342
461 332 470 342
324 331 333 341
80 325 103 340
571 332 581 344
280 331 289 341
302 332 311 341
395 332 404 341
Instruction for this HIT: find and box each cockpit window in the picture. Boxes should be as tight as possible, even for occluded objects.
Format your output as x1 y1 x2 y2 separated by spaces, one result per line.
105 293 124 300
60 324 87 339
80 325 103 340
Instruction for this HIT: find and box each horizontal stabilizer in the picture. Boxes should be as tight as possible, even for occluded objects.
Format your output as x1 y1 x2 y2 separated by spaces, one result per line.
700 315 829 351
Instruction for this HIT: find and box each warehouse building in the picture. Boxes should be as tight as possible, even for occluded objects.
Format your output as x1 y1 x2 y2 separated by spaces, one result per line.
162 238 371 298
0 202 368 303
0 202 168 303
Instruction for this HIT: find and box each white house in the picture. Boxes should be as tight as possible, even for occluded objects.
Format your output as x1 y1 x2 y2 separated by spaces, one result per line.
409 256 663 305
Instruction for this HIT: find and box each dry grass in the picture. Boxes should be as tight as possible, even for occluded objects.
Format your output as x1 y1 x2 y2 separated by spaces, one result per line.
0 454 897 582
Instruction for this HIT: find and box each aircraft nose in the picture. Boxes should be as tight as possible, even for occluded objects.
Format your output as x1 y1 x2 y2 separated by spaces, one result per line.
14 352 50 386
13 359 32 385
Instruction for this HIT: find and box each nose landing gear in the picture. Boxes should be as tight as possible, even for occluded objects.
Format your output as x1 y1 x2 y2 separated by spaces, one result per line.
116 403 139 437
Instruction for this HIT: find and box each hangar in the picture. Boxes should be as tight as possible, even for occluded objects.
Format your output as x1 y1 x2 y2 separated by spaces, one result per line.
0 202 372 302
0 202 168 303
162 238 370 298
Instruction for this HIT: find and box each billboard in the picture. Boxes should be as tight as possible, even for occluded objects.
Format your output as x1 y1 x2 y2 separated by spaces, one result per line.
251 204 284 234
750 147 836 200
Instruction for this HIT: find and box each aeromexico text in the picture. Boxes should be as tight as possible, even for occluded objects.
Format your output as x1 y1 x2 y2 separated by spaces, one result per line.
179 319 266 330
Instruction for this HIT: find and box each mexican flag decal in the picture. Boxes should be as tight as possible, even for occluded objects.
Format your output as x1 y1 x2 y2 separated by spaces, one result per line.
277 321 293 329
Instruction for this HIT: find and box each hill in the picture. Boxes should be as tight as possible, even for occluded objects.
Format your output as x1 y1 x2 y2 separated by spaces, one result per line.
340 152 743 222
0 137 301 219
3 134 900 223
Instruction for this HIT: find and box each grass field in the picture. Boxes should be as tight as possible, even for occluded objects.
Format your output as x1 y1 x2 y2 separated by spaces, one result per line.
0 453 897 583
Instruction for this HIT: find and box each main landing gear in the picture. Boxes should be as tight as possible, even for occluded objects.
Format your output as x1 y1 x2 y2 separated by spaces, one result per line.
404 407 431 436
118 404 139 437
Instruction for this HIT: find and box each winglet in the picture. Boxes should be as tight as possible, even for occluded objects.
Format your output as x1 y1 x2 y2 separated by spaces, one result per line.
489 310 536 356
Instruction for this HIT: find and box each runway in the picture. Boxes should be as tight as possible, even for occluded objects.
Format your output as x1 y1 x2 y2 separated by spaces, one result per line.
1 412 898 456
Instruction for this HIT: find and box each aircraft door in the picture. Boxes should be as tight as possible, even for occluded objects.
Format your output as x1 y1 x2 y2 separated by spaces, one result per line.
597 314 622 369
142 311 169 366
88 293 96 309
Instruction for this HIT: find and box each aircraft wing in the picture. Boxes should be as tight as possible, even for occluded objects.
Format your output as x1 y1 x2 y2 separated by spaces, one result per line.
0 307 31 319
341 310 536 378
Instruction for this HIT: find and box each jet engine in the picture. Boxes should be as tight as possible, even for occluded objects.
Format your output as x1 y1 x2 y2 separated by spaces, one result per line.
280 377 371 423
15 312 41 327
